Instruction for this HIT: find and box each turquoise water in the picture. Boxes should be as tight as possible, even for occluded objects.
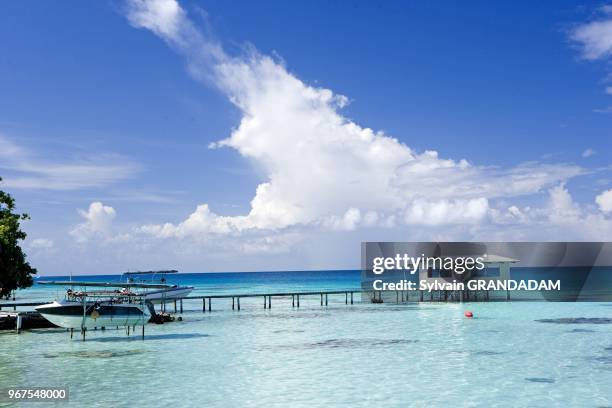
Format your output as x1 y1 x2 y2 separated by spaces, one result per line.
2 271 612 407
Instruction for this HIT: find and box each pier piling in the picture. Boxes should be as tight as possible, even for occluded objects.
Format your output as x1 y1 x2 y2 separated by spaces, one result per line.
15 314 22 334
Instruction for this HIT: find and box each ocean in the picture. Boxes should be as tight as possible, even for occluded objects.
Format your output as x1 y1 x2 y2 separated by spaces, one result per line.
2 270 612 407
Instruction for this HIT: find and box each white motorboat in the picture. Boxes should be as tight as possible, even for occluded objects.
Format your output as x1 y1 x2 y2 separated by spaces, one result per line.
35 281 167 330
123 270 193 303
36 298 148 329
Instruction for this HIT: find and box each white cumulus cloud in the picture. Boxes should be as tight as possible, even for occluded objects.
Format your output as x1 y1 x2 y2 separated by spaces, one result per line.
70 202 117 243
122 0 585 239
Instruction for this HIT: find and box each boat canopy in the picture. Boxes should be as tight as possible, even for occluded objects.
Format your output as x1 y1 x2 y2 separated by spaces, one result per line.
123 270 179 275
38 281 171 289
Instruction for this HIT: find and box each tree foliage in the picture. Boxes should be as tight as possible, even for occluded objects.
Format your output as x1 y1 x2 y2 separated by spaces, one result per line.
0 177 36 299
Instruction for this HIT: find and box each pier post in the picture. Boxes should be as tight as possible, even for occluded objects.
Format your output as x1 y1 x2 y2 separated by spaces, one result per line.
321 293 323 306
325 294 328 306
202 298 206 312
396 291 399 304
82 328 86 341
237 297 240 311
15 314 22 334
297 295 300 308
180 300 183 314
70 328 73 339
174 300 177 313
142 324 145 340
350 292 353 305
268 296 271 309
232 297 235 310
208 297 211 311
264 296 267 309
292 295 295 307
419 290 423 302
345 292 348 304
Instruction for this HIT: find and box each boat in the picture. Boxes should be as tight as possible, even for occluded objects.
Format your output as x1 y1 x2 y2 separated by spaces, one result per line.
36 298 148 329
34 282 163 329
122 270 194 304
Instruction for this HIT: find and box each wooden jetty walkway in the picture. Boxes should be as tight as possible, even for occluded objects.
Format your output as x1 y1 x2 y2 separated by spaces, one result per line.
181 289 361 313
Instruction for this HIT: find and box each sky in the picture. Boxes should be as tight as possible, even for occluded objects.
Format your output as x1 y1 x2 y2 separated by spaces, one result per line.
0 0 611 275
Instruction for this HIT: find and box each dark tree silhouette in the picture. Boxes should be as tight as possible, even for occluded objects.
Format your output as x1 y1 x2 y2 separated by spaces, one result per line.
0 177 36 299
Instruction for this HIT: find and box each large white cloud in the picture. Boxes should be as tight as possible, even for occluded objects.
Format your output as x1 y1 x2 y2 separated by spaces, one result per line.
123 0 588 238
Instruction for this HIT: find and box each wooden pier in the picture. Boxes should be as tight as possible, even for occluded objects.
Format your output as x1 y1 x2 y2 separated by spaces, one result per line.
183 289 361 313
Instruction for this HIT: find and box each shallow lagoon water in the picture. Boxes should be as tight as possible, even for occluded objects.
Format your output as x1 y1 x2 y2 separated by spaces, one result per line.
2 272 612 407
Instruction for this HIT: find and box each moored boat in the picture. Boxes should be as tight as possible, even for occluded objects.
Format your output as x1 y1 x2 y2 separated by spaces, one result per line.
123 270 193 303
35 298 148 329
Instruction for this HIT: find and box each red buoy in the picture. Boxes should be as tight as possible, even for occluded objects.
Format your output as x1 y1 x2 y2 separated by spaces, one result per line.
464 311 474 318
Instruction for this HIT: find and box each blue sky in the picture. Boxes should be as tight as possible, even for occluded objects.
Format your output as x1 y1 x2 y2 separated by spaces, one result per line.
1 0 611 275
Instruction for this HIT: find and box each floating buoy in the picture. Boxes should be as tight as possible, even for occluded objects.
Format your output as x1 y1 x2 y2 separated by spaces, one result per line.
464 311 473 318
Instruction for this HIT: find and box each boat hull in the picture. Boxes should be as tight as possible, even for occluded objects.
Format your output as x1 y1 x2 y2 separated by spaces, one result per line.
36 301 148 329
144 286 193 303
